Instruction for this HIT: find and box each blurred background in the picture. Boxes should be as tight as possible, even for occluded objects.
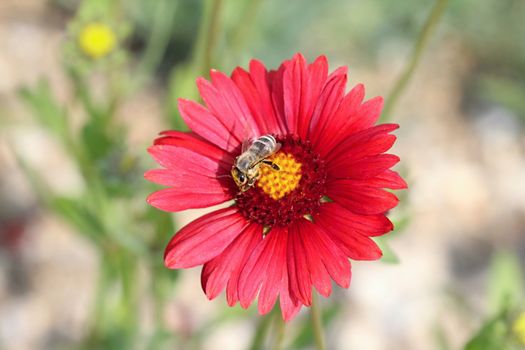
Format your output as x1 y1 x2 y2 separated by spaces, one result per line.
0 0 524 349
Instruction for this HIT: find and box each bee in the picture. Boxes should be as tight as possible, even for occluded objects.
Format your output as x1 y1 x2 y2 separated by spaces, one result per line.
231 135 281 192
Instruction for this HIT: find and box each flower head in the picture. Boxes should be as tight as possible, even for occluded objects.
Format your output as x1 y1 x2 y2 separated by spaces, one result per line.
146 54 407 320
78 22 117 59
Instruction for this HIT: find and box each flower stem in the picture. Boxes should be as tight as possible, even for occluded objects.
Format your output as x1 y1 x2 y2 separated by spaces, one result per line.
272 311 286 350
311 293 326 350
382 0 449 120
249 311 273 350
197 0 224 75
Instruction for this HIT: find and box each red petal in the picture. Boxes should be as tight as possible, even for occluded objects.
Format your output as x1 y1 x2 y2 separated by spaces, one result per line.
308 72 347 143
282 53 307 135
329 154 400 180
297 55 329 139
350 96 384 132
270 64 287 133
359 170 408 189
297 221 332 297
279 263 302 321
287 224 313 305
248 60 287 134
146 187 231 212
326 179 400 215
201 223 263 301
232 67 271 134
147 145 219 172
237 227 285 310
300 219 351 289
178 98 240 153
326 124 399 167
154 130 234 167
209 69 261 136
164 208 248 268
314 203 387 260
258 228 288 315
145 144 233 211
316 202 394 237
225 225 264 306
315 84 365 155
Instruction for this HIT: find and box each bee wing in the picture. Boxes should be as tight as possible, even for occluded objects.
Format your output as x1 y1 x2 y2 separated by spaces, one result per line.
241 136 254 153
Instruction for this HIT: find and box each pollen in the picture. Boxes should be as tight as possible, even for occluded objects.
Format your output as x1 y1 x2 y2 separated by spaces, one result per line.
78 22 116 59
257 152 302 200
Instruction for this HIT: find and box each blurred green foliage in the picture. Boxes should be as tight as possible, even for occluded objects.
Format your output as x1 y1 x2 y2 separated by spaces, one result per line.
464 252 524 350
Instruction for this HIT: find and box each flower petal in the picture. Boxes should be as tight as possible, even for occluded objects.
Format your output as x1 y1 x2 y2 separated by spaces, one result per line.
154 130 234 167
269 64 287 133
238 227 286 311
145 144 234 211
282 53 307 135
314 83 365 155
287 224 313 305
297 55 329 139
243 59 287 134
279 264 302 321
316 214 382 260
257 227 288 315
328 154 400 180
300 221 332 297
208 69 261 136
178 98 240 153
148 145 231 177
314 202 388 260
326 124 399 167
164 207 248 269
350 96 384 132
146 186 231 212
299 219 351 289
201 223 263 302
326 179 399 215
360 170 408 189
308 71 347 142
316 202 394 237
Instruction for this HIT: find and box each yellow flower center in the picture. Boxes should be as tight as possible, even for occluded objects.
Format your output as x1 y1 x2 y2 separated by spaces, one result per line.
78 22 116 59
257 152 302 200
514 312 525 345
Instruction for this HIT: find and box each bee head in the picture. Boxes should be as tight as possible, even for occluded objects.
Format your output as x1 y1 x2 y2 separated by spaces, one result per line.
231 167 248 189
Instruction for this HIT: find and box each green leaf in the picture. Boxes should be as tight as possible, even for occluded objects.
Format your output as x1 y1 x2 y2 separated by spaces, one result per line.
488 251 524 313
81 120 114 161
18 79 68 137
464 310 511 350
50 196 106 244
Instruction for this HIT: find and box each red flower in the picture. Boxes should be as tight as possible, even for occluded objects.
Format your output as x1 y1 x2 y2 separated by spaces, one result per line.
145 54 406 321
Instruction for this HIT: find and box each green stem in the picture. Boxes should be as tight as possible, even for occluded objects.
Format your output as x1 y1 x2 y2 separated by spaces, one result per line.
382 0 449 120
193 0 224 76
311 293 326 350
249 310 274 350
202 0 223 74
272 312 286 350
228 0 262 58
132 0 178 90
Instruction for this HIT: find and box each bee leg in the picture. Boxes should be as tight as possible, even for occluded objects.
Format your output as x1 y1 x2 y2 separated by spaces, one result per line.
261 160 280 171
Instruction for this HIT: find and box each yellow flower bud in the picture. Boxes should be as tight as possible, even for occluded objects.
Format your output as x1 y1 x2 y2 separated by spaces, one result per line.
78 22 116 59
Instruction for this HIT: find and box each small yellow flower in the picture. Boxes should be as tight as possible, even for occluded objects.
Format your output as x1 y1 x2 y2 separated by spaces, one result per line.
78 22 116 59
514 312 525 345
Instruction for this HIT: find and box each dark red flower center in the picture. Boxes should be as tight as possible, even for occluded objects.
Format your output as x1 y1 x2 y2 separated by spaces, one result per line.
235 136 327 227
